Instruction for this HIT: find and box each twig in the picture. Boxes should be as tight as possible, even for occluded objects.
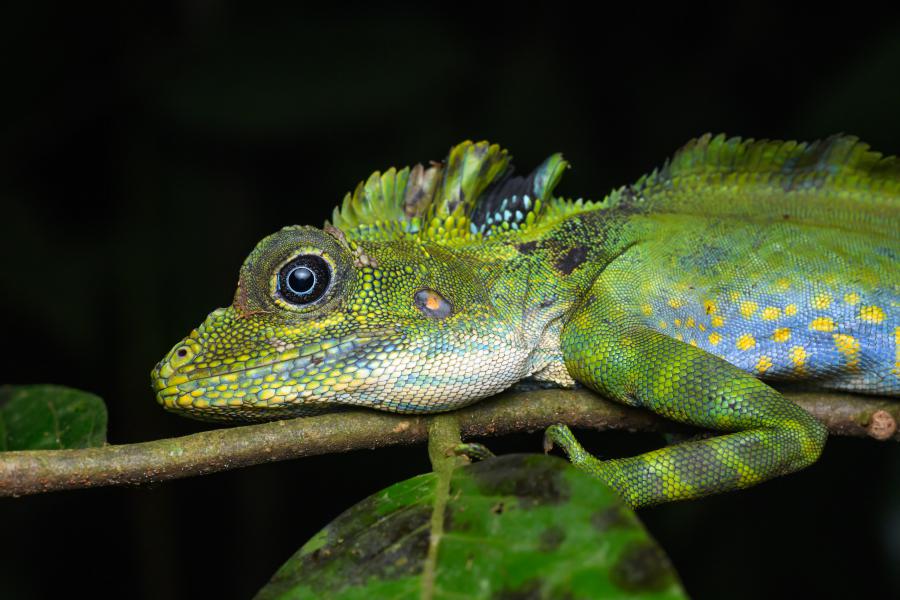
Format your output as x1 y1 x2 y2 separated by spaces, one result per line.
422 414 466 600
0 388 896 497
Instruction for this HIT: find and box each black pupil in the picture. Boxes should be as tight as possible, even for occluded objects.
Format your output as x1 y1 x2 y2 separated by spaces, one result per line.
287 267 315 294
278 255 330 305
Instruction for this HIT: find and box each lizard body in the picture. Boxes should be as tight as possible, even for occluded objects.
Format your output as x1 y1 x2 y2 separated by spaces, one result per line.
152 135 899 507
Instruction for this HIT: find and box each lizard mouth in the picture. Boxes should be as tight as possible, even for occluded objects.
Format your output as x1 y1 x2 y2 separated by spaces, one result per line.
151 332 385 420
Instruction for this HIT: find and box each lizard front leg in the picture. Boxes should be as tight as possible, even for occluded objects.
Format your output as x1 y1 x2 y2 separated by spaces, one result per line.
548 301 827 508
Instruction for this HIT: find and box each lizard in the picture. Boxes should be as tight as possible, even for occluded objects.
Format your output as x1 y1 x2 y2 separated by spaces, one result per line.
151 135 899 508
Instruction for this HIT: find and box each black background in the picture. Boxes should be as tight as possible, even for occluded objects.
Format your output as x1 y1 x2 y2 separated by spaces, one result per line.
1 4 899 599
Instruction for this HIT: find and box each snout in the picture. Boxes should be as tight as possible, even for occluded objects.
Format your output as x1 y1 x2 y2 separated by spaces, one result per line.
151 334 202 406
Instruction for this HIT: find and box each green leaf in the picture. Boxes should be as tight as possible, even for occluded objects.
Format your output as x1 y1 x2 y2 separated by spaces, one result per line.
0 385 107 451
256 454 687 600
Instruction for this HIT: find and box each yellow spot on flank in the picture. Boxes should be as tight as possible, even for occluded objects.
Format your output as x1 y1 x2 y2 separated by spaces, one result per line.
674 319 682 327
668 298 684 309
893 326 900 377
736 334 756 351
809 317 836 332
641 303 653 316
812 294 832 310
775 278 791 292
790 346 808 370
658 321 668 329
711 315 725 328
772 327 791 343
689 339 698 347
708 332 722 346
729 291 741 301
784 304 798 316
704 300 718 315
675 333 684 341
698 323 706 331
859 305 885 324
740 301 758 318
685 317 695 328
756 356 773 373
833 334 860 368
844 292 861 305
761 306 781 321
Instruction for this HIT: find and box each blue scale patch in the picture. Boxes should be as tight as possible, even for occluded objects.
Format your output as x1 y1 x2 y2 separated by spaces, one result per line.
643 285 898 395
470 194 532 234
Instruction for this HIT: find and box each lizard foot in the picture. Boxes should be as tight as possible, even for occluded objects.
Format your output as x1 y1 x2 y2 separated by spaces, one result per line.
543 424 606 476
452 442 495 461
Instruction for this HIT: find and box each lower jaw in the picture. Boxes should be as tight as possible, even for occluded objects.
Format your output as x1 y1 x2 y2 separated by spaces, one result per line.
159 398 339 422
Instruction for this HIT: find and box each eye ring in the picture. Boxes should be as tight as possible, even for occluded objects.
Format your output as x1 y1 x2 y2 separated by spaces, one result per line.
277 254 332 305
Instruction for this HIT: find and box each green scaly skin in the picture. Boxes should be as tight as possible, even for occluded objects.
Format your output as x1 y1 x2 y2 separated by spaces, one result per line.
152 136 899 508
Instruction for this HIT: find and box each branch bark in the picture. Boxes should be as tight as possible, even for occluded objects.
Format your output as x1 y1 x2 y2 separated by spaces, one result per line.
0 388 896 497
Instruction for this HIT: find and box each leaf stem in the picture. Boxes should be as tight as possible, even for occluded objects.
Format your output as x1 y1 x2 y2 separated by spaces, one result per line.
422 414 466 600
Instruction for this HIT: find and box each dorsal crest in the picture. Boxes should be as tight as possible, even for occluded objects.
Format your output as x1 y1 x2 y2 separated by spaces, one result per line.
329 141 569 243
622 133 899 237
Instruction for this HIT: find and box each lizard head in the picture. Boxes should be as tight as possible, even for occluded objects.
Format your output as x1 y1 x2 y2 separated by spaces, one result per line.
151 141 571 421
151 224 528 421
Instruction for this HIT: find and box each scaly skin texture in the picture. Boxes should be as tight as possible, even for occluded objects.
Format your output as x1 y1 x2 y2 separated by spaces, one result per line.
152 136 899 507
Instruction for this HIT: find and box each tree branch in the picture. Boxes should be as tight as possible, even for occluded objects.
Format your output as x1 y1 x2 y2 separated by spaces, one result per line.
0 388 896 497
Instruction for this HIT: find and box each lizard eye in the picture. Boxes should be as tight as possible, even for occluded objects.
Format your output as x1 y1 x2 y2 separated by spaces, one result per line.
277 254 332 305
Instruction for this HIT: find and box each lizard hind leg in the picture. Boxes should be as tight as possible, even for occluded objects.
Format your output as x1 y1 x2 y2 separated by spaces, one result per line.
558 305 828 509
452 442 496 461
543 424 607 473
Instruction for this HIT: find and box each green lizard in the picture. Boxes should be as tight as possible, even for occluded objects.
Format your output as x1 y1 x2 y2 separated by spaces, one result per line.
151 135 899 508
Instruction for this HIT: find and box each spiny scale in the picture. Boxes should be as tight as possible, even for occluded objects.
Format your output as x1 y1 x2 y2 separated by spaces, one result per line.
330 140 568 243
